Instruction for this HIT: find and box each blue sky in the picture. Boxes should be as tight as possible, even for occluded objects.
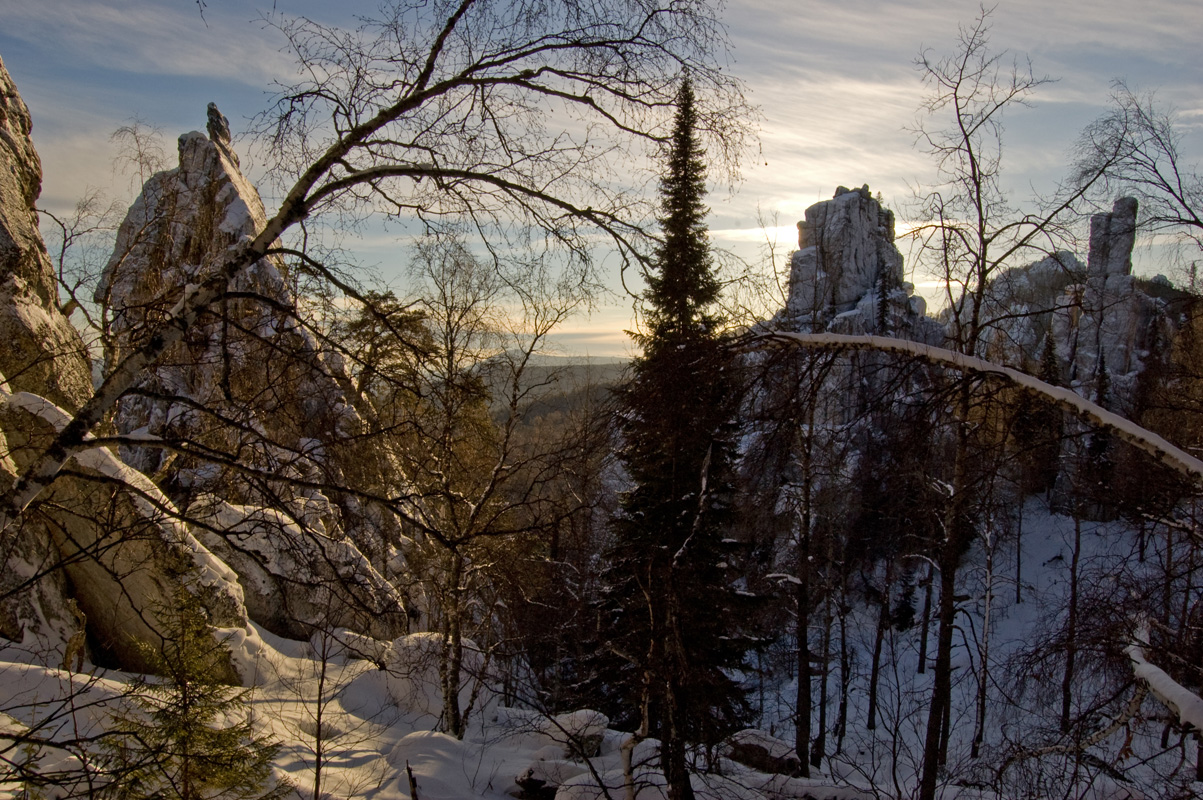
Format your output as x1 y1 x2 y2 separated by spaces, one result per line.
3 0 1201 356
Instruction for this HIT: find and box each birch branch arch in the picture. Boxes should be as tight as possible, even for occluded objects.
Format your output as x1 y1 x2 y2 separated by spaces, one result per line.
754 331 1203 484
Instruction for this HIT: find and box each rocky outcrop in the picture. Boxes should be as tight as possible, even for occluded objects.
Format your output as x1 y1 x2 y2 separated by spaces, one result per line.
778 186 941 343
788 185 903 320
0 56 91 411
1052 198 1169 413
189 497 407 641
100 124 407 641
969 251 1084 369
1 382 248 679
0 61 254 677
1088 196 1138 279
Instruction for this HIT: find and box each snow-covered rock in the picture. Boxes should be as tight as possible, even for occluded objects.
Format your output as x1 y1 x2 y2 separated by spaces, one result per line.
0 389 247 678
384 632 497 725
98 120 408 639
189 496 406 642
776 186 941 344
0 56 92 411
724 728 802 776
1088 196 1138 279
493 706 611 759
786 185 902 322
0 63 250 674
556 768 765 800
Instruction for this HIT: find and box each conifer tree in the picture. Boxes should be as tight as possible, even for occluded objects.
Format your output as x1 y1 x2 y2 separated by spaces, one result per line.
599 77 752 800
105 590 288 800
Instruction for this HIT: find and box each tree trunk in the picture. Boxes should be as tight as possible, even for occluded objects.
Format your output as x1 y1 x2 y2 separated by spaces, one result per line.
918 398 972 800
919 554 959 800
971 526 995 759
441 554 466 739
794 419 815 776
836 600 850 753
867 562 893 730
918 563 933 675
795 570 812 777
662 577 695 800
1060 515 1081 734
1014 511 1023 605
810 595 831 770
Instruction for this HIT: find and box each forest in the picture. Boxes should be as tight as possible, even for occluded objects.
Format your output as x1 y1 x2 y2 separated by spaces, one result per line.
1 2 1202 799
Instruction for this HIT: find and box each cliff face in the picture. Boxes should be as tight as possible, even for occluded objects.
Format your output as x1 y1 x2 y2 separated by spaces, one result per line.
0 59 247 676
100 125 407 641
0 57 91 411
779 186 942 343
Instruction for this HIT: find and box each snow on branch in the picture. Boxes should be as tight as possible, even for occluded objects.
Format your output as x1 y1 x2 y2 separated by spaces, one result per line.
755 332 1203 484
1126 621 1203 731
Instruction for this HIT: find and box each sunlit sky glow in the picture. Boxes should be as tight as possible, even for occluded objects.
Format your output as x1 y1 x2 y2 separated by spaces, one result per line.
3 0 1201 357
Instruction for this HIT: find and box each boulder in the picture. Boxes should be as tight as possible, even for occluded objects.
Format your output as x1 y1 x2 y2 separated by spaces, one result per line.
189 496 407 642
0 389 246 679
385 632 495 723
724 728 802 777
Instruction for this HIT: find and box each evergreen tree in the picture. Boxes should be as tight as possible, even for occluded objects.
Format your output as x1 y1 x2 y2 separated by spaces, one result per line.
105 590 288 800
598 77 753 800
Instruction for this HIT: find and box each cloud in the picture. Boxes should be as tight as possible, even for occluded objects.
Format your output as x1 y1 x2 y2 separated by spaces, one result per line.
3 0 297 87
6 0 1201 344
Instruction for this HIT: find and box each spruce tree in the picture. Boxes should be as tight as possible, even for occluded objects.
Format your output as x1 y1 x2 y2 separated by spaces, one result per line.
105 590 288 800
599 77 752 800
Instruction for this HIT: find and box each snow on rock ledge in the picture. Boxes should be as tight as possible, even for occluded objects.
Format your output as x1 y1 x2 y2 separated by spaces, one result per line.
189 496 407 642
0 389 247 678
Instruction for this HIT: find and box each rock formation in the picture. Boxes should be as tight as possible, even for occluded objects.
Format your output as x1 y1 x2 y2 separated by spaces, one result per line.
967 250 1084 369
98 120 408 641
0 57 91 411
778 186 941 343
1087 196 1138 279
0 59 247 676
1052 197 1169 413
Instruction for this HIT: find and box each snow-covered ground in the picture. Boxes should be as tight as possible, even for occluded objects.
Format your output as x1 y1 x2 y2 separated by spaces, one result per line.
1 499 1200 799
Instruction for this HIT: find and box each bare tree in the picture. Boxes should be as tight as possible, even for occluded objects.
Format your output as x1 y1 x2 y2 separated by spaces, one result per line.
906 10 1124 797
0 0 751 536
1074 82 1203 263
384 235 589 738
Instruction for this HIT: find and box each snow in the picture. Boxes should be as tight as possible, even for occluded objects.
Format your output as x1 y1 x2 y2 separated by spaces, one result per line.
4 496 1196 800
1127 627 1203 731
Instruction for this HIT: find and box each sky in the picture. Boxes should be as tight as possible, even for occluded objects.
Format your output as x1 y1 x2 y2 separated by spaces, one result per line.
2 0 1201 357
